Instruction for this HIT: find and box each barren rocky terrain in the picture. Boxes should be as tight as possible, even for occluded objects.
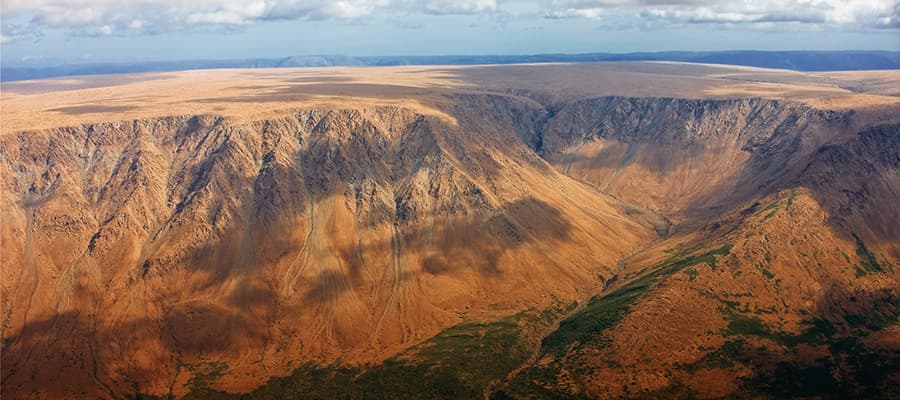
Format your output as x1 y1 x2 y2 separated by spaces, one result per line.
2 62 898 399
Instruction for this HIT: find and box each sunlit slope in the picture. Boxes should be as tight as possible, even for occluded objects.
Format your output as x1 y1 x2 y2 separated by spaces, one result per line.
1 62 898 399
1 103 656 398
497 120 900 399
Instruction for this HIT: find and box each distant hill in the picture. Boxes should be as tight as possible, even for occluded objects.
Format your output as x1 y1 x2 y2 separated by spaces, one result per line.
2 50 899 82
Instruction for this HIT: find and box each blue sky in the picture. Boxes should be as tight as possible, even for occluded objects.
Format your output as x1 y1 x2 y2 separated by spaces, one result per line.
2 0 898 65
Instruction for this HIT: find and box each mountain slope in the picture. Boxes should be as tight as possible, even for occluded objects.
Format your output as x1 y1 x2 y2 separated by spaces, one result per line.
1 63 898 399
1 103 658 399
495 118 900 399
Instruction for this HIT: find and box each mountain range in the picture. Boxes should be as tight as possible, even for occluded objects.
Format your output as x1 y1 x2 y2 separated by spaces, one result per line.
1 61 898 399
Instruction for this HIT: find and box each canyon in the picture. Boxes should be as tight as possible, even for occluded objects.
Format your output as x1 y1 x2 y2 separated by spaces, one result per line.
1 62 898 399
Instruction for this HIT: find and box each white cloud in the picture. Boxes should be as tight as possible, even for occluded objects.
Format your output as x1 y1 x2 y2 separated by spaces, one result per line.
543 0 899 30
1 0 394 40
545 7 603 19
0 0 506 42
0 0 896 43
423 0 497 15
0 21 44 43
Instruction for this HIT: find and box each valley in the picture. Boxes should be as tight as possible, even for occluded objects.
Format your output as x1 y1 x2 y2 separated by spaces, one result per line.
1 62 898 399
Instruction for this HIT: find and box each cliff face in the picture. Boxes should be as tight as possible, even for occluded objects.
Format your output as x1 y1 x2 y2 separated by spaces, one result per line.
488 97 900 399
535 97 854 215
798 122 900 248
1 91 898 399
1 103 656 398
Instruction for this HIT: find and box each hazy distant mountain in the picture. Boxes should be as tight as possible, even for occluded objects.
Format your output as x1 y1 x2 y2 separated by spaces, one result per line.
2 50 899 82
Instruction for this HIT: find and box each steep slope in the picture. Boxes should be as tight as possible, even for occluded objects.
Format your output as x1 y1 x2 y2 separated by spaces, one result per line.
495 120 900 399
537 97 875 218
499 193 899 399
1 63 899 400
159 97 899 400
0 103 657 399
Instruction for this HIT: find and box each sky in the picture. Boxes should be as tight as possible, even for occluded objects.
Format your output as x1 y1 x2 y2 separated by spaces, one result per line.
1 0 898 65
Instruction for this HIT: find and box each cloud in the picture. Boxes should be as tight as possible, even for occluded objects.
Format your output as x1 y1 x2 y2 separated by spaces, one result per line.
0 0 896 43
1 0 501 41
422 0 497 15
543 0 899 30
1 0 394 40
0 22 44 43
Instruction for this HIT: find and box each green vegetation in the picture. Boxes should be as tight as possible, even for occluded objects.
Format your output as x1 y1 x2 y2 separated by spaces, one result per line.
494 236 894 399
631 381 697 400
719 298 840 349
844 295 900 331
741 334 900 400
786 192 797 209
183 362 229 395
661 299 899 400
755 262 774 279
880 255 895 272
698 290 900 399
663 242 708 256
853 233 883 274
838 248 851 264
541 244 733 356
682 268 700 281
146 237 897 400
699 290 740 309
179 310 552 400
759 200 781 214
736 315 834 347
679 339 747 371
128 393 171 400
496 243 734 399
751 361 839 398
758 200 781 222
849 233 888 278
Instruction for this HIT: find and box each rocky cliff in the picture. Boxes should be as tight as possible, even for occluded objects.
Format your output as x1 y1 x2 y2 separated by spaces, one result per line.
2 79 898 399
